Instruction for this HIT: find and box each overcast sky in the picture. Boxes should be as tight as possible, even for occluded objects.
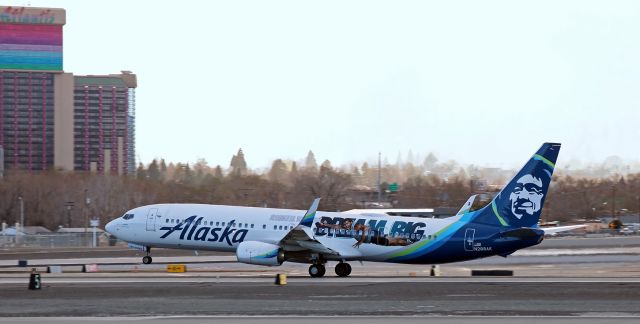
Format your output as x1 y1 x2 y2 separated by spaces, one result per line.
6 0 640 170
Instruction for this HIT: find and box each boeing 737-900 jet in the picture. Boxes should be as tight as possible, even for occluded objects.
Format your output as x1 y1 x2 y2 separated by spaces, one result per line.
106 143 582 277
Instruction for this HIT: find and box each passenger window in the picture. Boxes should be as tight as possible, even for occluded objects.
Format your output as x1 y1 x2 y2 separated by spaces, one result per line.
165 219 169 223
251 224 254 228
196 219 201 225
278 225 283 230
274 225 277 230
238 223 242 227
216 222 220 226
222 222 225 226
262 224 266 229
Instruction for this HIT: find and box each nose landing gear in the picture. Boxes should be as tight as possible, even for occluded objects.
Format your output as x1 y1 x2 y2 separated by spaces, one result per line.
142 247 153 264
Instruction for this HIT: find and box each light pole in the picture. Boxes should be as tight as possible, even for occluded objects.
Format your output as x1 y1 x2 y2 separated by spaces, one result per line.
637 195 640 224
65 201 74 228
17 196 24 243
84 189 91 233
611 185 617 219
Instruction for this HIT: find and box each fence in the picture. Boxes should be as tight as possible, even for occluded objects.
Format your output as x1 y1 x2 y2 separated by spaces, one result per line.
0 233 114 248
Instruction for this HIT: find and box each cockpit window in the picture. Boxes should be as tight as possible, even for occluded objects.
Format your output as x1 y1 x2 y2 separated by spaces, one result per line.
122 214 134 220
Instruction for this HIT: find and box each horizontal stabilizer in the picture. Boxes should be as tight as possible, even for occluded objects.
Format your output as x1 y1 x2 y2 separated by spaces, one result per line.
541 225 586 235
501 227 545 239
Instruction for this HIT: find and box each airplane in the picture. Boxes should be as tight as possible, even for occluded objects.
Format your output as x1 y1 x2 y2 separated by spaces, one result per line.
106 142 583 277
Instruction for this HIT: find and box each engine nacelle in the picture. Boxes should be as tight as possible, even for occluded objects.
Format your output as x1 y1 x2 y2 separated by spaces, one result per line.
236 241 284 266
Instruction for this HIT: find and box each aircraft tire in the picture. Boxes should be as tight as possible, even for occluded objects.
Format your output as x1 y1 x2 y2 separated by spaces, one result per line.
335 262 352 277
309 264 326 278
142 256 153 264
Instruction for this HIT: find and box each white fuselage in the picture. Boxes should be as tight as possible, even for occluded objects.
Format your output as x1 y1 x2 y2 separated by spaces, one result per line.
106 203 460 262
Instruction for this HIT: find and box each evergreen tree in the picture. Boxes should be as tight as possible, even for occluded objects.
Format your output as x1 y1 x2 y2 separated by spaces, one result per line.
407 150 415 165
136 163 147 180
423 152 438 171
160 159 167 173
230 148 248 176
320 159 332 170
148 159 161 181
305 150 318 171
214 165 224 178
268 159 288 183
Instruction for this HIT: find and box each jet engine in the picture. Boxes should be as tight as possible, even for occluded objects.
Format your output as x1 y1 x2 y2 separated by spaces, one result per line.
236 241 285 266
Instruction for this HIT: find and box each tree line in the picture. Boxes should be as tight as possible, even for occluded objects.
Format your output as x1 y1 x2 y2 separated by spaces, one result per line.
1 149 639 230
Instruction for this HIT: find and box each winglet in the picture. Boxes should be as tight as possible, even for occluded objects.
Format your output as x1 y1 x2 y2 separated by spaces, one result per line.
299 198 321 227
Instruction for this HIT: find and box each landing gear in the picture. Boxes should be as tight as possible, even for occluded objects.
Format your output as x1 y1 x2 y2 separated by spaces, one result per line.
308 264 326 278
335 262 352 277
142 247 152 264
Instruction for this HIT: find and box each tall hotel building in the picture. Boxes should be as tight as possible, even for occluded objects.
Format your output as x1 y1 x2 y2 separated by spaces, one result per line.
0 6 136 175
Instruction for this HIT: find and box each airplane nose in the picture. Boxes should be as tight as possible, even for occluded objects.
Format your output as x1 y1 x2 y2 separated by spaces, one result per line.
105 219 116 234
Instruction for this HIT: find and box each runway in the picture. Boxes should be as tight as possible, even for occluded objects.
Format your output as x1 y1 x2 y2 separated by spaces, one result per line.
1 279 640 317
1 317 639 324
0 236 639 319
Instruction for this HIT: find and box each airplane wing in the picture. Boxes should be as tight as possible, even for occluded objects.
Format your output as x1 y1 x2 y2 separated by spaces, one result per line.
540 225 587 235
278 198 341 255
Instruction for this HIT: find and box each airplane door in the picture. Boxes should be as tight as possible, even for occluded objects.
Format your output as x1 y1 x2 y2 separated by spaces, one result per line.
146 208 158 231
464 228 475 251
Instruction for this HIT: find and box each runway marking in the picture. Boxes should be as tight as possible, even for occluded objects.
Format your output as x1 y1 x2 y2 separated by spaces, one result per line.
309 295 370 298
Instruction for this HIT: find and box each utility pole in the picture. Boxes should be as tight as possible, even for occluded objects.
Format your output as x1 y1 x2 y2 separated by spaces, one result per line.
65 201 75 228
84 190 91 233
17 196 24 243
377 152 381 205
637 195 640 224
611 185 616 219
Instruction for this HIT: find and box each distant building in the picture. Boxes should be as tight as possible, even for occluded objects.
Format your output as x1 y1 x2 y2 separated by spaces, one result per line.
71 73 137 174
0 6 136 174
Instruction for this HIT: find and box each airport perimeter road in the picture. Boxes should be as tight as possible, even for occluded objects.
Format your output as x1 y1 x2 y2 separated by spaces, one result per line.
1 280 639 317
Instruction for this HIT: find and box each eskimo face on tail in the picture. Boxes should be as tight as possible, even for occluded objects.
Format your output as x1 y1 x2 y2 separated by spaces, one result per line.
508 174 544 219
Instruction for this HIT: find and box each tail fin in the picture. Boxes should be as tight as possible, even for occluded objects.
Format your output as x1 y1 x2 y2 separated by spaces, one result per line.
473 143 561 228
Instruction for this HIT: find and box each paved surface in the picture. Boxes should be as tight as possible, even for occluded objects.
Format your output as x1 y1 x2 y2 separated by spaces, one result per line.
1 317 639 324
3 252 639 278
1 280 639 317
0 236 639 319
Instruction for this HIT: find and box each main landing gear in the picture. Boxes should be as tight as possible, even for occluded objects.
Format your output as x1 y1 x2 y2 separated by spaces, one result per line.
308 263 326 278
142 247 153 264
308 262 352 278
335 262 352 277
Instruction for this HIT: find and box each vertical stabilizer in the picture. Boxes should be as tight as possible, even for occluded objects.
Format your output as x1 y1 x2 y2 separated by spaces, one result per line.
474 143 561 228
